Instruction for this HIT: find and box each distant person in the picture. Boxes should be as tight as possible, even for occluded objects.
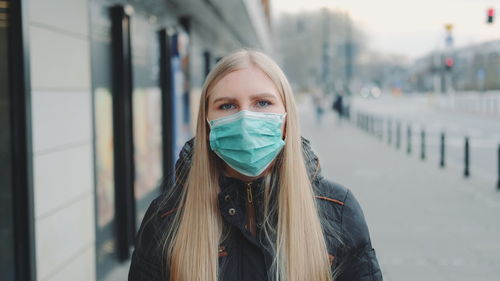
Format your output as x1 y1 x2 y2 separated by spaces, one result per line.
332 93 344 123
129 50 382 281
312 88 325 124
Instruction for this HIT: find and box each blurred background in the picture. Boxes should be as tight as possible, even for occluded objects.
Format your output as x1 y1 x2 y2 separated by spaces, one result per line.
1 0 499 281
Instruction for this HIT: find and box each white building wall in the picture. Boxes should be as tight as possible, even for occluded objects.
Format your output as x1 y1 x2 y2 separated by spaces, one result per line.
29 0 96 280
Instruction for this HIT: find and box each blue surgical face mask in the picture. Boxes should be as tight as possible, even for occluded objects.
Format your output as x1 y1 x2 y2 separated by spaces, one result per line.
208 110 286 177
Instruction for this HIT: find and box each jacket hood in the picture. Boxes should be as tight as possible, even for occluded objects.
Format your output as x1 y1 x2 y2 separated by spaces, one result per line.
174 137 323 185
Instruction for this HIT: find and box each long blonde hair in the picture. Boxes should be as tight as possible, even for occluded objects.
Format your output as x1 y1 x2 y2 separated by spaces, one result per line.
163 49 333 281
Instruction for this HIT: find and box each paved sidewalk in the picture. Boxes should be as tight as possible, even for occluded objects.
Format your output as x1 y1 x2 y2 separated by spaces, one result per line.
299 100 500 281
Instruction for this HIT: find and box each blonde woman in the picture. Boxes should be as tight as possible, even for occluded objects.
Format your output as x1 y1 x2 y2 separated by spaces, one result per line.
128 49 382 281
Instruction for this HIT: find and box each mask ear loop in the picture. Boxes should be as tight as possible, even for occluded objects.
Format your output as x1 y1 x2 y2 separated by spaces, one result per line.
206 119 212 141
281 113 287 141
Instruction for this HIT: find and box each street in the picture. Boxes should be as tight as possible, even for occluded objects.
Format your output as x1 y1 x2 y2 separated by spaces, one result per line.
300 97 500 281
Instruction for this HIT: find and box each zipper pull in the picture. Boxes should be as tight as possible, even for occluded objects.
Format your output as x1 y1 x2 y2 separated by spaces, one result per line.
246 182 253 204
245 181 257 236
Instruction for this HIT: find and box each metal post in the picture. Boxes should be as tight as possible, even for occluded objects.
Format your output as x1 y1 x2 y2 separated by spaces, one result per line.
420 129 426 160
464 137 470 178
378 118 383 140
497 144 500 190
8 1 38 279
110 5 137 261
396 122 401 149
388 119 392 145
371 116 375 135
407 124 412 154
369 115 372 134
370 116 374 134
440 132 445 168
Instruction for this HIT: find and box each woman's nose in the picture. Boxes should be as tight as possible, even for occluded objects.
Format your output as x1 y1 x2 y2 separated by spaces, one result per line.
238 102 251 111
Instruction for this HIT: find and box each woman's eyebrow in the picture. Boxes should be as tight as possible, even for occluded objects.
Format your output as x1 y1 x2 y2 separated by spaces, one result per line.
212 97 237 104
212 93 276 104
249 93 277 100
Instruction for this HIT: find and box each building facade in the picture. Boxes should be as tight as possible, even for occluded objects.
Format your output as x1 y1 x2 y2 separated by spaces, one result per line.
1 0 271 281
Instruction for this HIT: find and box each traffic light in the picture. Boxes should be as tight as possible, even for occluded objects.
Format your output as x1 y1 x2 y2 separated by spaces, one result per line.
487 8 495 24
444 57 454 71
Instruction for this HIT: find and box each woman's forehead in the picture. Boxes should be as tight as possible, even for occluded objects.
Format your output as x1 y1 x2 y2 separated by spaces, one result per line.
209 66 280 101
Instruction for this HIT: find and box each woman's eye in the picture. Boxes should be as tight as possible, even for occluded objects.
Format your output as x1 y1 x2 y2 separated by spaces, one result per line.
256 100 271 107
219 103 236 110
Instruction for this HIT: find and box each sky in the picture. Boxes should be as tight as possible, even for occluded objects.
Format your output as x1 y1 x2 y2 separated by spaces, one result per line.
271 0 500 60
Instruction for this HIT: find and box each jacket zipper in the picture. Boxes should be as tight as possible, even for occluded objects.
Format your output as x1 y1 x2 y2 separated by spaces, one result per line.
246 182 257 236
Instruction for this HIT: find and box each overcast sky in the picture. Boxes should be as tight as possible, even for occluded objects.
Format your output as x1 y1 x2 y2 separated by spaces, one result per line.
272 0 500 60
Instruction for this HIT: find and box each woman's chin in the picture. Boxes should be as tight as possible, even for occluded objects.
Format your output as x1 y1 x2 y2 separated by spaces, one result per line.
223 164 272 182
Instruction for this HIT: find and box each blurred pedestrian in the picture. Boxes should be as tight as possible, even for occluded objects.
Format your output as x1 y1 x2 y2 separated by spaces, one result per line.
332 93 344 124
129 50 382 281
312 87 325 124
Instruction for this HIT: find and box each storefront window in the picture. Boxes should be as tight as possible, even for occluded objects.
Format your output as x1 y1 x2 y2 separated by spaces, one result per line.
131 15 162 221
90 2 118 277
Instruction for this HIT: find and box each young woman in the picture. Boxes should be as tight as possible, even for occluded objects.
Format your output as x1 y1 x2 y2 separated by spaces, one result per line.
128 50 382 281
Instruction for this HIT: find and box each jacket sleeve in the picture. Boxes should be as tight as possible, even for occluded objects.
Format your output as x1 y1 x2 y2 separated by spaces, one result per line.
336 189 383 281
128 198 165 281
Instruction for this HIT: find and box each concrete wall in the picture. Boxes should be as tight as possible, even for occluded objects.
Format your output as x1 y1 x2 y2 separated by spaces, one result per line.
29 0 96 280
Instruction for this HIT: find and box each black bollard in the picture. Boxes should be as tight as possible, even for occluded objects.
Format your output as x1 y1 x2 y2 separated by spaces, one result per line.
369 115 372 134
370 115 375 135
464 137 470 178
388 119 392 145
440 132 445 168
497 144 500 190
420 129 426 160
407 124 412 155
362 114 365 131
372 116 376 136
378 118 383 140
396 122 401 149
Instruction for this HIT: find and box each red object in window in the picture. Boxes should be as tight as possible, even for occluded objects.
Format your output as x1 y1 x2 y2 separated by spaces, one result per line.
445 57 454 67
488 8 495 17
487 8 495 23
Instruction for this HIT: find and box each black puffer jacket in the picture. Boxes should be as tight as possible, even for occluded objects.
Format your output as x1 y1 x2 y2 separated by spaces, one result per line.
128 138 383 281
